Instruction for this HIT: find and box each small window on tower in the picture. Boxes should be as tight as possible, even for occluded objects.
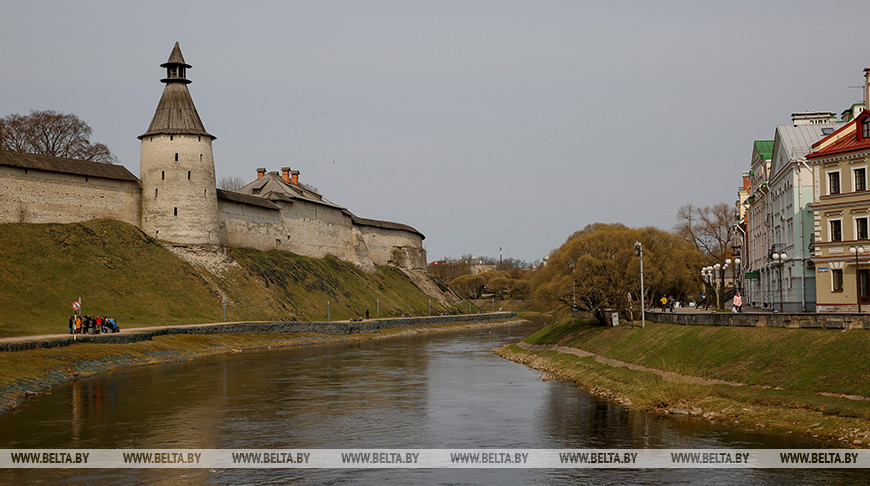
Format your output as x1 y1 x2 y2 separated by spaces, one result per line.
161 171 165 180
175 153 178 162
155 188 158 198
170 135 174 141
200 154 203 162
188 171 191 180
174 207 178 216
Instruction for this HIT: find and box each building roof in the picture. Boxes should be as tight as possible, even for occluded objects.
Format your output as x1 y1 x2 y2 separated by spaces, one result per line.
236 172 345 209
236 171 425 239
754 140 774 161
0 150 139 182
770 123 839 176
216 189 280 210
139 43 214 140
807 110 870 159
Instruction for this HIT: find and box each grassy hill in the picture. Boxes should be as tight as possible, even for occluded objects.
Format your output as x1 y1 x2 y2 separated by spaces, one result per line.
498 315 870 446
0 220 463 337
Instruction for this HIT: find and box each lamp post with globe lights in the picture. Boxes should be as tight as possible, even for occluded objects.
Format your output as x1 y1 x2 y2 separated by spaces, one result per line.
849 245 866 313
771 251 787 312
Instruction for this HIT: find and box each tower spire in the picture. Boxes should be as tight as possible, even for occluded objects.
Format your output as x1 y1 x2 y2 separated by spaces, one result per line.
161 41 192 85
139 42 214 140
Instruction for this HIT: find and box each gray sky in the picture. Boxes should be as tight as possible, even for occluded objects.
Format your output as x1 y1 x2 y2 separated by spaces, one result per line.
2 1 868 262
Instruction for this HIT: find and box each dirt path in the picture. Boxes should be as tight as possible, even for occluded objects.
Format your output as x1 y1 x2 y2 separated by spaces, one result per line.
516 342 870 402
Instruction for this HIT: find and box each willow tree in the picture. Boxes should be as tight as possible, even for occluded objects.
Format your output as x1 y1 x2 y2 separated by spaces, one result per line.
533 223 705 324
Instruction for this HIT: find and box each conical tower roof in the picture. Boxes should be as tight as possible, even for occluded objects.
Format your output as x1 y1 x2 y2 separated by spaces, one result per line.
139 42 214 140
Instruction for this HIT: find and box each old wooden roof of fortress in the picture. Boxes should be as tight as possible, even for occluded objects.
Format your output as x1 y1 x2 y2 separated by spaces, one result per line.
0 150 139 182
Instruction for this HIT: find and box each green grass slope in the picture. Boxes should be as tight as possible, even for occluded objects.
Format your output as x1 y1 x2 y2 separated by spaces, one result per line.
525 317 870 399
0 220 460 337
0 220 222 336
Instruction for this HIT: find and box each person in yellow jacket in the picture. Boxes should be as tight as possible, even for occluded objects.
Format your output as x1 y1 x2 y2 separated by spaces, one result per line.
75 316 82 334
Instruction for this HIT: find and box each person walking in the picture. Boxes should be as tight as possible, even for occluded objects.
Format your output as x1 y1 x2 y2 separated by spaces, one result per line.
733 292 743 313
698 292 707 310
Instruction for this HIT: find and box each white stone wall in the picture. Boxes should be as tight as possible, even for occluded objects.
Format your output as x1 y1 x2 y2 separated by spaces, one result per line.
0 165 140 226
359 224 427 269
279 200 356 260
217 199 286 251
140 134 220 244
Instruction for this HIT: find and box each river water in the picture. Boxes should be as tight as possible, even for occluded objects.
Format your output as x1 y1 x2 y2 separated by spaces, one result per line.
0 320 866 484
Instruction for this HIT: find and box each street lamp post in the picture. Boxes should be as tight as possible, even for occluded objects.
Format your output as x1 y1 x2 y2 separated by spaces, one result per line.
634 242 645 328
850 245 865 313
771 251 787 313
703 266 715 309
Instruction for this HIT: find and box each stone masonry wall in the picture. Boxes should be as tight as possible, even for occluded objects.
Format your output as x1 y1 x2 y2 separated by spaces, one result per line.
278 199 357 260
0 166 140 226
218 199 285 251
359 224 427 269
647 310 870 330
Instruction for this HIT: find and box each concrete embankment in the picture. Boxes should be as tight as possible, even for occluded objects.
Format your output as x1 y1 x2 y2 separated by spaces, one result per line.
0 313 516 353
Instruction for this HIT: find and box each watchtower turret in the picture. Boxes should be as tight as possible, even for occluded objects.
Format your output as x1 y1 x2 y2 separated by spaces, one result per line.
138 42 220 244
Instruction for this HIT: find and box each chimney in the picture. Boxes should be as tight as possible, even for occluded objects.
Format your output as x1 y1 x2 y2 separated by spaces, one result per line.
864 68 870 112
281 167 291 183
256 167 266 179
291 170 300 185
742 171 750 191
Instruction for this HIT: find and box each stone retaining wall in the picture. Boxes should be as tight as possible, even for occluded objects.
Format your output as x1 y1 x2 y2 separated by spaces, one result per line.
647 311 870 330
0 312 517 353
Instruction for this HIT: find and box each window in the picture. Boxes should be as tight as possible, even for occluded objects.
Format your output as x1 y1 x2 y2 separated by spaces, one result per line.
161 171 165 180
858 217 869 240
829 172 841 195
863 119 870 140
173 207 178 216
831 220 842 242
187 171 191 180
833 269 844 291
856 168 867 192
174 153 178 162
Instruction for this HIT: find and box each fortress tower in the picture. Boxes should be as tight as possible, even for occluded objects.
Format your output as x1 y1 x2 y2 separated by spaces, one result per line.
138 42 220 244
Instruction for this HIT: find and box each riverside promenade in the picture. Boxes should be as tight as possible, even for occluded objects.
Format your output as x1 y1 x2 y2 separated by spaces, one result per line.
645 306 869 330
0 312 518 353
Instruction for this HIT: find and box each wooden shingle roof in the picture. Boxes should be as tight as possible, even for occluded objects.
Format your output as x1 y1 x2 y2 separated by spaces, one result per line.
0 150 139 182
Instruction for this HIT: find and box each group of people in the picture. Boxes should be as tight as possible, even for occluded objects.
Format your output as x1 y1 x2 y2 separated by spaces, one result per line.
68 315 119 334
659 295 677 312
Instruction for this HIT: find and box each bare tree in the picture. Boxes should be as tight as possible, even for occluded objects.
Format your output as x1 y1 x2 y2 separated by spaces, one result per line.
0 110 118 163
218 176 246 191
674 202 737 262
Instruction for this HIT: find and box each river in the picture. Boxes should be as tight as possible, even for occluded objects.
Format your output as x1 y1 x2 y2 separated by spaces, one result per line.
0 319 865 484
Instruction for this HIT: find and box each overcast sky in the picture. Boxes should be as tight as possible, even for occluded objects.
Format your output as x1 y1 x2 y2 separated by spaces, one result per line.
2 1 869 262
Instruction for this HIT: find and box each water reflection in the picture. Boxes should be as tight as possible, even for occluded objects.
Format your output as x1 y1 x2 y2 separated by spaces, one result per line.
0 321 867 484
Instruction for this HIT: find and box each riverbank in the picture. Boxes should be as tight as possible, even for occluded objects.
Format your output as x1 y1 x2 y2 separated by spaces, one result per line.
0 317 526 416
495 315 870 448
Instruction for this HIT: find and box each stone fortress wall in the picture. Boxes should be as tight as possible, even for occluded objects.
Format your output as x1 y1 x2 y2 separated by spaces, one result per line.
0 43 426 271
0 157 141 227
